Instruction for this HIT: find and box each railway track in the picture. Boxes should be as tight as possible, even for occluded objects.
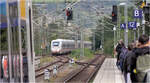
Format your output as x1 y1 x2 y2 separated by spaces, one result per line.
62 54 105 83
35 61 66 78
35 54 105 82
55 55 70 63
35 55 70 78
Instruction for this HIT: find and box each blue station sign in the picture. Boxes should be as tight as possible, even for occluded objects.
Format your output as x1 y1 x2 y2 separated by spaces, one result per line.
120 23 126 29
134 9 143 18
128 21 137 29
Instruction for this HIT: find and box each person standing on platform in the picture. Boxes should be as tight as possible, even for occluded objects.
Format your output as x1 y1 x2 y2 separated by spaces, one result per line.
123 43 134 83
115 39 124 67
128 35 150 82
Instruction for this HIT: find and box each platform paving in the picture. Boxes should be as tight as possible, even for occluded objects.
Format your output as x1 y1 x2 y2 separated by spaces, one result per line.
93 58 125 83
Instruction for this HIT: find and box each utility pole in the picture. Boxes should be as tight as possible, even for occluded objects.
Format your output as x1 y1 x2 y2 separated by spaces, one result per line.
142 0 146 35
77 13 82 56
136 22 140 41
117 5 120 40
101 16 104 52
133 22 137 41
142 13 145 34
75 28 78 48
102 20 104 52
113 26 116 48
124 1 128 48
94 31 95 51
83 29 84 56
80 28 84 56
137 19 140 38
134 11 137 41
93 29 95 51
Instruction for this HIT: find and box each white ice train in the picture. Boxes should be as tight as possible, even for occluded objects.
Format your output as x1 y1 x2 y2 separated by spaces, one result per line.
51 39 75 54
51 39 92 54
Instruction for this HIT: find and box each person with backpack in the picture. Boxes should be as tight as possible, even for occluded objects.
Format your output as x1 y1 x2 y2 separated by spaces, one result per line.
118 43 128 72
127 35 150 82
116 39 124 67
125 41 139 82
123 43 134 83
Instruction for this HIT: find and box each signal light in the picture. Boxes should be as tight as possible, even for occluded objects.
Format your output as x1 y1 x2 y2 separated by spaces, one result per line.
66 7 73 20
112 5 117 22
112 12 115 17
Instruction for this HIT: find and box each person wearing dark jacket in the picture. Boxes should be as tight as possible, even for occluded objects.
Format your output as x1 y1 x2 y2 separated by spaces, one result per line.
116 39 124 66
127 35 150 83
123 43 134 83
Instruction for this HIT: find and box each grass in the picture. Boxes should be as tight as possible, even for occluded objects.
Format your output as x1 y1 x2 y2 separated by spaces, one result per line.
40 56 54 66
70 48 94 60
94 50 103 54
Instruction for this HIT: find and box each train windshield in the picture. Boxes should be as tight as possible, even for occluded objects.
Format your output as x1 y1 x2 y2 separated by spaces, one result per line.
53 42 59 46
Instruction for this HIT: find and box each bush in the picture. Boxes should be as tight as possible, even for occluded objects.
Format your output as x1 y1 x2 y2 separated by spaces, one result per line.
70 48 94 60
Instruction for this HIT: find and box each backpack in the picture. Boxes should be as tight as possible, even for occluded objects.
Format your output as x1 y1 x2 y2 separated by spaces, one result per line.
143 70 150 82
136 54 150 82
119 47 128 72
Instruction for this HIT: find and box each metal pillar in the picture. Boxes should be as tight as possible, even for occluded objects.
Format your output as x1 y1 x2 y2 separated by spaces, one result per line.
117 7 119 41
6 0 12 81
134 16 137 41
142 13 145 34
124 2 128 47
117 5 120 41
80 28 84 56
17 0 23 82
93 30 95 51
134 29 136 41
26 0 35 82
137 19 140 38
138 27 140 38
113 26 116 48
30 0 35 81
75 30 78 48
101 17 104 52
116 28 118 42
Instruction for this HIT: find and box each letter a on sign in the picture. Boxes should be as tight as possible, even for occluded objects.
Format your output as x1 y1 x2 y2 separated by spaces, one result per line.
120 23 126 29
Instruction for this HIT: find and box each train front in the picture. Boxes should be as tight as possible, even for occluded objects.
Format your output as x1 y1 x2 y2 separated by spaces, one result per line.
51 40 61 54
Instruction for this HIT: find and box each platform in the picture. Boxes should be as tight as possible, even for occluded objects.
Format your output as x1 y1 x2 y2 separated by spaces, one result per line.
93 58 125 83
